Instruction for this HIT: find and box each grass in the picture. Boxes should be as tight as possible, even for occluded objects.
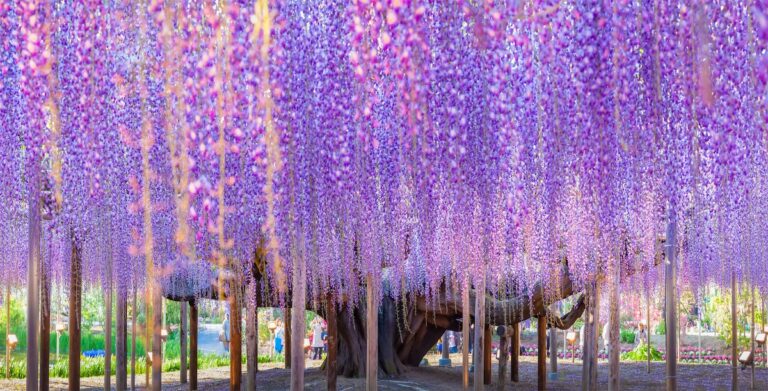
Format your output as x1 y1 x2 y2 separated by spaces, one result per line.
0 350 285 379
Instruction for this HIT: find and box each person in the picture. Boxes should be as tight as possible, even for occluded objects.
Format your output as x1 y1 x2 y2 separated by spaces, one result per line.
579 324 585 352
449 331 457 354
602 322 610 353
311 319 325 360
274 319 284 355
637 323 647 346
221 312 231 352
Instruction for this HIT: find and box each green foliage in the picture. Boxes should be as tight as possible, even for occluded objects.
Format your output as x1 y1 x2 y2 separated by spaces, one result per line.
0 295 28 352
656 319 666 335
704 287 763 349
620 328 635 344
621 343 663 361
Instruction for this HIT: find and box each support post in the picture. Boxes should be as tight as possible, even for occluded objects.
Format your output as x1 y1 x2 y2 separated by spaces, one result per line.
40 247 50 391
511 322 520 383
230 291 242 391
284 307 291 369
69 235 82 391
191 300 199 391
582 282 599 391
117 283 127 391
497 327 509 391
366 274 378 391
462 277 470 389
484 323 492 385
537 316 547 391
246 283 257 391
665 215 677 391
180 301 188 385
152 278 163 391
731 271 738 391
290 251 306 391
751 282 755 389
608 258 620 391
105 244 113 391
326 295 338 391
131 286 137 390
5 284 9 379
549 305 559 381
646 290 651 373
26 163 41 391
473 270 486 391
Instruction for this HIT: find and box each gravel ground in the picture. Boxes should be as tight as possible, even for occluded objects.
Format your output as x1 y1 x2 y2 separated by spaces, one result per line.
0 354 765 390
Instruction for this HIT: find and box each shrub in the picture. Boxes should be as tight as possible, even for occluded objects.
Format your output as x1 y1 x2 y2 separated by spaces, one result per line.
621 343 662 361
620 329 635 344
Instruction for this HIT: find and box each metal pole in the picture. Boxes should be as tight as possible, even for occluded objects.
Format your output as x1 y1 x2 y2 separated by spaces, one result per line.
664 213 677 391
647 290 651 373
751 282 755 389
365 273 378 391
462 277 471 389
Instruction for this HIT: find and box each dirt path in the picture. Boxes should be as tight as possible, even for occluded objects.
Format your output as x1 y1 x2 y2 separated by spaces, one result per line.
0 354 765 390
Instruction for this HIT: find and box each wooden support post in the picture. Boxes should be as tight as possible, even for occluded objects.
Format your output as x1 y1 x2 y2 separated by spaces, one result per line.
473 271 486 391
497 327 509 391
484 323 492 385
284 307 292 369
731 271 738 391
105 246 113 391
152 278 163 391
462 277 470 390
665 215 677 391
550 305 559 381
246 286 257 391
537 316 547 391
69 236 82 391
511 322 520 383
582 282 599 391
5 284 10 379
366 274 378 391
290 248 306 391
180 301 188 385
27 165 41 391
608 259 620 391
646 290 651 373
40 249 50 391
117 284 127 391
191 300 199 391
326 295 338 391
230 292 242 391
131 286 137 390
751 282 755 389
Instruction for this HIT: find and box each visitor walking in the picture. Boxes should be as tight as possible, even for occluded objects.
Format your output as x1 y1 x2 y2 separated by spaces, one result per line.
274 319 284 355
637 323 647 347
311 319 325 360
221 312 231 352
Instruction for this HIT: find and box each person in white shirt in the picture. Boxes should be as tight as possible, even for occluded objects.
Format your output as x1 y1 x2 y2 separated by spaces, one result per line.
311 320 325 360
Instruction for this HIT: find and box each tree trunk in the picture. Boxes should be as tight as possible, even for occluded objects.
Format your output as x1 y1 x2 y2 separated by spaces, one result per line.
483 324 491 385
608 260 620 391
731 271 737 391
462 278 470 389
511 323 520 383
327 295 338 391
152 277 163 391
473 270 486 391
497 327 509 391
105 246 113 391
665 215 677 391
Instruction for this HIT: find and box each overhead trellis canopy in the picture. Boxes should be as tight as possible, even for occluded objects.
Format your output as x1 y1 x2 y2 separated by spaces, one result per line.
0 0 767 308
